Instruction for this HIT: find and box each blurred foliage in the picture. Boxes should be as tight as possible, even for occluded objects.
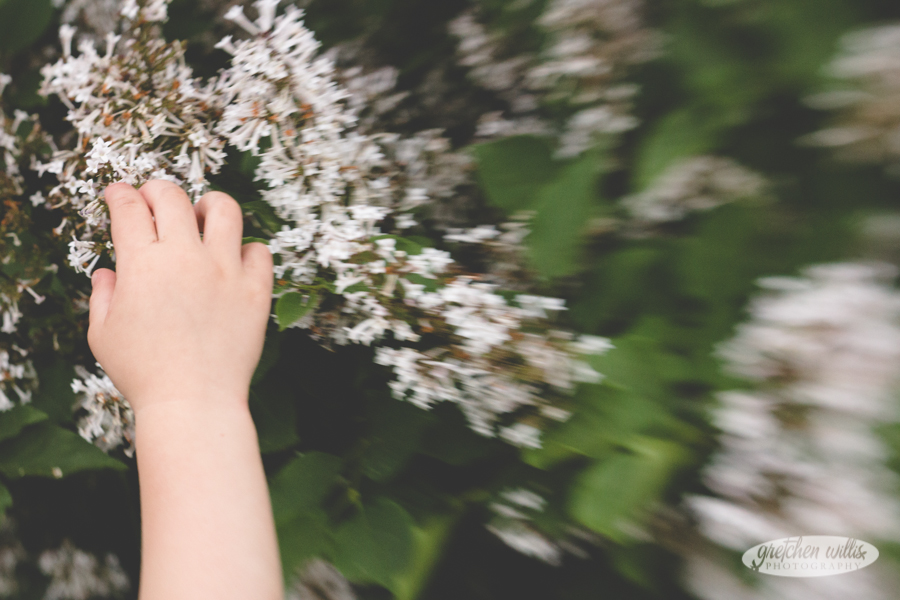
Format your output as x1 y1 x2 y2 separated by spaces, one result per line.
1 0 900 598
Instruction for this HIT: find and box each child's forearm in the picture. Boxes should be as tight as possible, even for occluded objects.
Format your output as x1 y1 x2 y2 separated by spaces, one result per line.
134 398 283 600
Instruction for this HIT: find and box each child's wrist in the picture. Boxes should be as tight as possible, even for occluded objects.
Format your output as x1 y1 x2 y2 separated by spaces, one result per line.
132 393 253 431
127 380 251 416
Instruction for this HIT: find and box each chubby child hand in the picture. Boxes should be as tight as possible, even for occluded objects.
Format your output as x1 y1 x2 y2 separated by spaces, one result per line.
86 180 274 415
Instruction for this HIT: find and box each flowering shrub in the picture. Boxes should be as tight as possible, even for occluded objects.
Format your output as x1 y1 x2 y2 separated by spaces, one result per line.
0 0 899 599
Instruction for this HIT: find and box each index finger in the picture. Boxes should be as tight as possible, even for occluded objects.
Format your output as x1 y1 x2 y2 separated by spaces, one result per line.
105 182 158 259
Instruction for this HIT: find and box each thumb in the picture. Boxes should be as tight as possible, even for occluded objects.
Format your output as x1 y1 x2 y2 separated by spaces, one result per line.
89 268 117 330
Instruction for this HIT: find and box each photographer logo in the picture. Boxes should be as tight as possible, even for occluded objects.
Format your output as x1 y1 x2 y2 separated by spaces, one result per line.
742 536 878 577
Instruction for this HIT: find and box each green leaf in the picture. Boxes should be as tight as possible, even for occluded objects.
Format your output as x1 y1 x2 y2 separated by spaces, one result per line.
762 0 859 88
332 497 414 588
666 9 764 119
242 200 287 233
472 135 560 213
569 246 662 333
526 152 601 278
0 481 12 516
361 400 433 482
239 151 262 177
0 0 53 56
242 236 270 246
269 452 342 526
341 282 369 295
401 273 440 293
632 109 720 191
0 405 48 443
251 328 282 386
588 336 666 400
0 423 127 478
390 511 461 600
276 292 319 331
526 331 702 467
277 510 335 582
30 360 77 424
249 378 300 455
568 438 687 543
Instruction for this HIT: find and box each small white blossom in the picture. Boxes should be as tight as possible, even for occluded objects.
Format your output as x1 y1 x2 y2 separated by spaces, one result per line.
622 156 767 227
71 363 135 457
39 540 129 600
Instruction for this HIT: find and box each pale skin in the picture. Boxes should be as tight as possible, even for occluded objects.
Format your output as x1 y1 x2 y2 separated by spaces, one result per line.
87 180 284 600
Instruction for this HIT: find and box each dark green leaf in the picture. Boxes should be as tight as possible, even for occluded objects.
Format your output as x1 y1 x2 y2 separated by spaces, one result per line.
251 328 282 386
0 423 127 478
0 0 53 56
568 439 687 543
390 512 461 600
277 510 335 582
332 497 414 588
361 400 433 482
526 152 601 278
242 200 287 233
276 292 319 331
249 377 300 455
0 405 48 443
30 360 77 424
269 452 342 525
472 135 559 213
0 481 11 516
632 109 720 191
242 236 270 246
401 273 439 293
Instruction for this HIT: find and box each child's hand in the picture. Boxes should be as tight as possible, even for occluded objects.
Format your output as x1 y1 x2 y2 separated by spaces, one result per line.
87 180 274 415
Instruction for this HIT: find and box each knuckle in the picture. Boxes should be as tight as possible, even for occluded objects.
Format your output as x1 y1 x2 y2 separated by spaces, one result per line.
105 183 140 207
142 180 189 206
138 179 171 198
205 192 243 221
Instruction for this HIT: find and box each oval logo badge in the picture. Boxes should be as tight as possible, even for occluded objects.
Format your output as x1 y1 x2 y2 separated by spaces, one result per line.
742 536 879 577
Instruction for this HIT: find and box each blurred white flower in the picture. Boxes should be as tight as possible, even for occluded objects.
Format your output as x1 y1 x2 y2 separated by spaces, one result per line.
803 24 900 174
682 262 900 600
39 540 129 600
622 155 767 228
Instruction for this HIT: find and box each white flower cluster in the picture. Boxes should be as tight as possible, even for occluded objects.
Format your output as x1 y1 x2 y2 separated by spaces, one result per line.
803 24 900 174
485 485 603 565
443 218 536 290
621 155 767 228
0 520 24 597
39 1 226 275
38 540 129 600
52 0 121 41
71 363 134 457
0 347 36 411
450 0 660 156
37 0 606 447
0 75 49 414
327 45 480 234
682 263 900 600
0 78 40 198
375 306 609 444
210 3 609 441
487 487 563 566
